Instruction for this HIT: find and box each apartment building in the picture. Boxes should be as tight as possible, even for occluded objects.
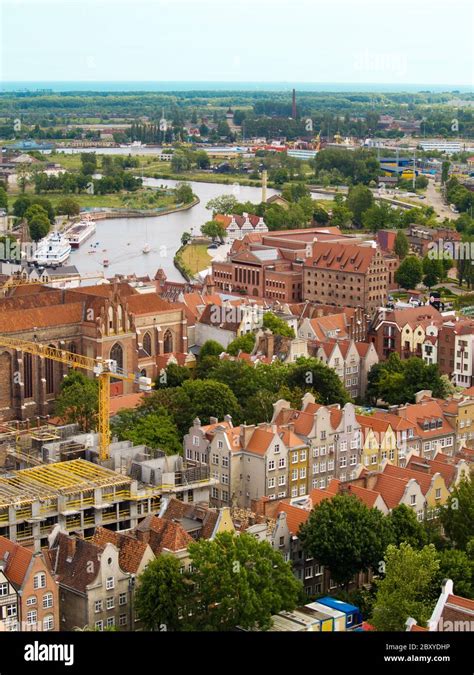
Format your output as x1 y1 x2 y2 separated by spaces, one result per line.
314 339 378 400
0 536 58 632
394 396 456 460
303 242 389 315
215 212 268 243
369 305 442 360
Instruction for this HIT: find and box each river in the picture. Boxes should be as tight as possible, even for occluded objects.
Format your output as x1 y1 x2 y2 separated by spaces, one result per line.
68 179 278 281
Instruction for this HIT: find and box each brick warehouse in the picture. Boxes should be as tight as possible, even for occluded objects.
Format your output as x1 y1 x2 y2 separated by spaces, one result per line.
0 281 188 422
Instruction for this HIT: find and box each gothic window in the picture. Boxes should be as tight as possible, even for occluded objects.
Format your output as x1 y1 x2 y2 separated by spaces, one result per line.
110 343 123 371
45 345 55 395
24 352 33 399
163 330 173 354
143 332 152 356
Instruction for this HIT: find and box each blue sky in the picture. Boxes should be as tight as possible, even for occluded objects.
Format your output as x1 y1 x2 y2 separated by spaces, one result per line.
1 0 473 85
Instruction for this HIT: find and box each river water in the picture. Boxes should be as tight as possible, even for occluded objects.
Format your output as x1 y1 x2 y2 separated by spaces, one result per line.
69 179 278 281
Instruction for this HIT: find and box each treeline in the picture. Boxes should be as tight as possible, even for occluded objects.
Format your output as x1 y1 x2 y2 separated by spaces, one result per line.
446 176 474 213
33 170 142 195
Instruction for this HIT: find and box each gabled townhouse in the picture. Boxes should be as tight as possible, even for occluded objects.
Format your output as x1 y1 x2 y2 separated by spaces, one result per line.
159 497 235 540
215 212 268 243
46 527 134 632
272 394 363 489
281 427 310 498
183 415 234 467
353 471 426 521
370 410 420 462
195 300 264 348
356 412 418 470
314 339 377 400
394 394 456 460
0 535 58 632
406 452 470 492
289 303 369 342
381 462 450 517
440 394 474 450
407 579 474 632
369 305 442 360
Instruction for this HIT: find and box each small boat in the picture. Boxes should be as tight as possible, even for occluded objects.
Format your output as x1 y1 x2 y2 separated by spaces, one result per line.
103 259 109 267
142 243 151 254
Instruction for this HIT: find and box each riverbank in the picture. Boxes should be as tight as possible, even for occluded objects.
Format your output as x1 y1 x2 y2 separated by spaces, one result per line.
80 195 200 219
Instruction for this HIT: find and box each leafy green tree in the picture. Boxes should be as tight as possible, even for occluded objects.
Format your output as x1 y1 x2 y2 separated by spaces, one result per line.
394 230 409 260
205 195 239 217
227 333 256 356
135 554 191 631
440 479 474 550
199 340 224 359
168 379 241 435
25 204 51 241
0 187 8 210
388 504 427 548
361 201 400 233
331 202 353 228
188 532 303 631
371 543 440 631
299 494 392 588
441 161 450 184
55 371 98 431
262 312 295 338
181 231 192 246
111 407 182 455
80 152 97 175
171 151 190 173
286 357 351 405
281 182 310 202
422 255 444 288
435 548 473 599
201 219 226 241
157 362 191 388
174 182 194 204
313 204 329 225
346 184 374 227
56 197 80 218
395 255 423 289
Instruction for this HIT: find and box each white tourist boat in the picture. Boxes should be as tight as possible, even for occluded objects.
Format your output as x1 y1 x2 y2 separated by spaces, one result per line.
64 216 96 248
32 232 72 266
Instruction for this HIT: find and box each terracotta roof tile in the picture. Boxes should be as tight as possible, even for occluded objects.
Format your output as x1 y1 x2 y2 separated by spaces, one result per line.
277 502 310 534
91 527 148 573
135 515 193 553
0 536 33 587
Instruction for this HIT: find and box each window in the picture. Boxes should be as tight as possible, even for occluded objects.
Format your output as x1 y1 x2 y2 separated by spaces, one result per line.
291 486 298 497
119 614 127 626
340 441 347 452
327 459 334 471
312 447 319 458
106 577 115 590
435 488 441 500
410 494 416 506
95 620 103 631
0 582 8 596
143 332 152 356
320 445 327 456
43 614 54 631
300 449 307 462
278 475 286 486
320 461 326 472
106 596 115 610
291 469 298 481
292 451 298 464
312 463 319 475
222 456 229 468
305 566 313 579
278 457 286 468
107 617 115 628
221 473 229 485
371 455 378 465
299 468 306 479
340 456 347 468
33 573 46 590
192 435 199 446
26 595 36 606
350 455 357 466
319 477 326 489
6 604 16 617
26 610 37 625
217 440 223 449
278 491 286 498
212 453 219 465
274 444 280 454
119 593 127 606
42 593 53 609
268 477 275 489
268 460 275 471
95 600 103 613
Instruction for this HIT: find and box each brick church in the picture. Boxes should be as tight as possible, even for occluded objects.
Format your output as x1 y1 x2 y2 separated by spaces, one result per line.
0 281 188 422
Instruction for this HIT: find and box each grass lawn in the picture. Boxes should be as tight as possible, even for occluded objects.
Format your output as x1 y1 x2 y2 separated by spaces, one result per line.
181 243 212 275
48 152 84 171
34 189 176 211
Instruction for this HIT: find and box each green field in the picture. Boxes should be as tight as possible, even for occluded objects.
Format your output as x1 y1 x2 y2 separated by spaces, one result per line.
181 243 212 275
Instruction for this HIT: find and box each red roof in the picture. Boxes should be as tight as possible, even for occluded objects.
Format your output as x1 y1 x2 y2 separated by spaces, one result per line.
0 536 33 587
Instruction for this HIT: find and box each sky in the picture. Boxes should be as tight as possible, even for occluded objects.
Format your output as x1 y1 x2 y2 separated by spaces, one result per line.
1 0 473 86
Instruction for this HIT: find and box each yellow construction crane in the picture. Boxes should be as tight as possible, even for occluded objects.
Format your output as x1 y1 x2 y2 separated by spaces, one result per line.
0 336 152 461
1 273 106 294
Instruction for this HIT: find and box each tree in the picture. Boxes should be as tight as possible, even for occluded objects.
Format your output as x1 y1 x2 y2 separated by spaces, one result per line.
435 548 473 599
199 340 224 359
205 195 239 217
371 543 440 631
388 504 427 549
135 554 191 631
286 357 351 406
56 197 80 218
299 494 392 588
262 312 295 338
181 231 192 246
346 184 374 227
313 204 329 225
441 161 450 184
167 379 241 436
171 152 190 173
187 532 302 631
0 187 8 211
80 152 97 175
422 255 444 288
157 362 191 388
25 204 51 241
395 255 423 289
330 202 353 228
201 219 226 241
440 479 474 550
55 371 98 432
174 182 194 204
111 407 182 455
227 333 256 356
394 230 409 260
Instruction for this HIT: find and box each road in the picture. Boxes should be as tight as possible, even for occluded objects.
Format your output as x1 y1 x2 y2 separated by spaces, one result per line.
410 179 454 221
